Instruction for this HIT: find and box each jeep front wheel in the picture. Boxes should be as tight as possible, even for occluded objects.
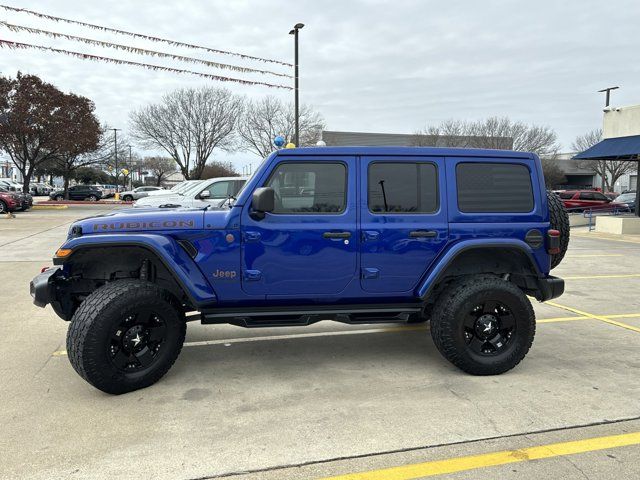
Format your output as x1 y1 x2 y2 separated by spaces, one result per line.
430 275 535 375
66 279 186 394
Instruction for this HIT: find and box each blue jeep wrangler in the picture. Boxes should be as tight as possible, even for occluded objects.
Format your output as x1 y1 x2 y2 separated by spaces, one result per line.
31 147 568 394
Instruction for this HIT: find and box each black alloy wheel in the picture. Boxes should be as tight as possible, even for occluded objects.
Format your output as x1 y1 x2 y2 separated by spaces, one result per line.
463 300 515 355
109 309 167 373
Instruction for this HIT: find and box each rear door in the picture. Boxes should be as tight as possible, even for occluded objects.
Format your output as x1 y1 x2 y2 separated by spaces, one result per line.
360 157 448 293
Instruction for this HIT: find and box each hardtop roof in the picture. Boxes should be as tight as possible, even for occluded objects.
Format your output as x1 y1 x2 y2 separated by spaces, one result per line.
275 146 535 159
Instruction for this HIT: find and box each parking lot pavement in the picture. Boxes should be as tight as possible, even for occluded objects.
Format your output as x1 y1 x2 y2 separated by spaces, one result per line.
1 213 639 480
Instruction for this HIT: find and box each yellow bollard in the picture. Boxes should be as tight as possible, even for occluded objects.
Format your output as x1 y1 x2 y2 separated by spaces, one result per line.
115 192 120 201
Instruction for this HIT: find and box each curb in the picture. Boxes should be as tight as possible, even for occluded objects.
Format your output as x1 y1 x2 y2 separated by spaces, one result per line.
32 205 69 210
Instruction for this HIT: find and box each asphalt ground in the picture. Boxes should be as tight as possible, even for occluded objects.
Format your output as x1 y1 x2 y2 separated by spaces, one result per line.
0 207 639 480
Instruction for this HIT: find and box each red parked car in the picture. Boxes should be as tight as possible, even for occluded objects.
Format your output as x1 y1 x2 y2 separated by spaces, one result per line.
557 190 627 211
0 186 21 213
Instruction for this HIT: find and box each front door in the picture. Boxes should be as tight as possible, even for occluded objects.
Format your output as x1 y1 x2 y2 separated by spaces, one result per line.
241 157 357 296
360 157 448 293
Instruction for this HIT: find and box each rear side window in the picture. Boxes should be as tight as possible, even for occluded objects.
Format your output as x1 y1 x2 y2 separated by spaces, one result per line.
559 192 575 199
368 162 438 213
456 163 533 213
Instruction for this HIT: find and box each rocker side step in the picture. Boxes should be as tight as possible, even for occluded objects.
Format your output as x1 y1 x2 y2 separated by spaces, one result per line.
200 304 423 328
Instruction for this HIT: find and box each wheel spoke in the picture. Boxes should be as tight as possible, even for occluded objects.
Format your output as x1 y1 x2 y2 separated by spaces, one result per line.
467 336 486 354
147 324 166 343
463 311 478 329
487 333 507 351
499 312 516 330
112 349 131 369
482 300 499 315
134 346 154 367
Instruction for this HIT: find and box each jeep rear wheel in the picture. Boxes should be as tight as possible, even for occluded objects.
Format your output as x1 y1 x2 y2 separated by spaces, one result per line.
430 275 535 375
547 190 569 269
66 279 186 394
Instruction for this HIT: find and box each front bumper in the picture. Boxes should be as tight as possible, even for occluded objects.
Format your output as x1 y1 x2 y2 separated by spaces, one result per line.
536 275 564 301
30 267 62 308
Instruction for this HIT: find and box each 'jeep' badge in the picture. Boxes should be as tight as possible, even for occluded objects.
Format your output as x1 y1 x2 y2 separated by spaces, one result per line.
212 269 237 280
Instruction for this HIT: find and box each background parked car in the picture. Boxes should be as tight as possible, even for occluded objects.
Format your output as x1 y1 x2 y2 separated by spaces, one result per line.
558 190 627 211
0 178 23 192
29 183 53 196
0 186 21 213
134 177 247 208
119 186 165 201
50 185 103 201
0 185 32 211
614 192 637 211
145 180 204 197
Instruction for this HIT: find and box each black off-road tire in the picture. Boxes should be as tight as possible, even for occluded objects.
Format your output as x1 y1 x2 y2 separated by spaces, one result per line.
66 279 186 394
547 190 569 269
430 275 535 375
123 195 133 202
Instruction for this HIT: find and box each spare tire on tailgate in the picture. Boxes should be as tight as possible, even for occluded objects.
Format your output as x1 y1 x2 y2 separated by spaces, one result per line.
547 190 569 269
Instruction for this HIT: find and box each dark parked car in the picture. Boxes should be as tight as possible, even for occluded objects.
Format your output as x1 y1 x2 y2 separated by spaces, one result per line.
50 185 103 202
614 192 637 210
558 190 627 211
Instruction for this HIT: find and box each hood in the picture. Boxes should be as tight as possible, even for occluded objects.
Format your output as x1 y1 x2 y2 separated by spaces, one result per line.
71 207 206 235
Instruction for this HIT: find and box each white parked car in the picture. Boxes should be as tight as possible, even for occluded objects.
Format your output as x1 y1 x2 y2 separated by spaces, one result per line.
119 186 165 202
144 180 204 197
134 177 248 208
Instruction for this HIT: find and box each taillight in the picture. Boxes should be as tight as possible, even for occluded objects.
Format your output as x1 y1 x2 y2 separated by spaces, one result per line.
548 229 560 254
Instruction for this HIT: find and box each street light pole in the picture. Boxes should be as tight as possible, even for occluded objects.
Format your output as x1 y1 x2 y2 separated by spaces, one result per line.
598 86 619 107
289 23 304 147
128 144 133 188
111 128 121 196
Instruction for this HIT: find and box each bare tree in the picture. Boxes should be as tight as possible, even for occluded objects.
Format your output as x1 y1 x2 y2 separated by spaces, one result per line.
540 156 566 188
130 87 243 179
142 156 177 186
237 96 325 158
572 129 636 192
198 161 238 179
412 117 559 155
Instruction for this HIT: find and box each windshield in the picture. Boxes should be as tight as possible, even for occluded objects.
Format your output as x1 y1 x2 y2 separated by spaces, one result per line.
179 180 207 196
174 180 203 194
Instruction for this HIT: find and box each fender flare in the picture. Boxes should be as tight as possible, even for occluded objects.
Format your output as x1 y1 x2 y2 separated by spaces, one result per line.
416 239 543 299
55 234 217 307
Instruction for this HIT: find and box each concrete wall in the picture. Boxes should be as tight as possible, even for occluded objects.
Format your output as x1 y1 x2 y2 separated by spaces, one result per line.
603 104 640 139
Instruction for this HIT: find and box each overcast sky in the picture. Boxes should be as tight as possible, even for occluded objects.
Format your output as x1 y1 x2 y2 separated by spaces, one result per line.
1 0 639 172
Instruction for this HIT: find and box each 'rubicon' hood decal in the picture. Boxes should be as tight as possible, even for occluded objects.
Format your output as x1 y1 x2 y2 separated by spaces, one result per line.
74 208 206 233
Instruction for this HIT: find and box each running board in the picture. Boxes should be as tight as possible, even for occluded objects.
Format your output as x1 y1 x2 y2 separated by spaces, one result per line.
200 304 423 328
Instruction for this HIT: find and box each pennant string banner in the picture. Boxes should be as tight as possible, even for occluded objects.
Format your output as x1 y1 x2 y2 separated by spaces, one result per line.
0 21 292 79
0 40 293 89
0 4 293 67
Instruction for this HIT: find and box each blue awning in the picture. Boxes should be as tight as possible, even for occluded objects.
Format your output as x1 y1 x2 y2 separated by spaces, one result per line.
574 134 640 160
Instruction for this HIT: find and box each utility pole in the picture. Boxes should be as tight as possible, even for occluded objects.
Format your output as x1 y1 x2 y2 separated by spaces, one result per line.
598 86 619 107
289 23 304 147
111 128 121 197
128 144 133 189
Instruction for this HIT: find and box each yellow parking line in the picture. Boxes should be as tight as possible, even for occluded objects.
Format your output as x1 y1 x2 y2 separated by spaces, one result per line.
563 273 640 280
546 301 640 334
319 431 640 480
537 316 585 323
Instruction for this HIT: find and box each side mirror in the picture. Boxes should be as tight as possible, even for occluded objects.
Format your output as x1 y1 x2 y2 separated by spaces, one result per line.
199 190 211 199
250 187 275 220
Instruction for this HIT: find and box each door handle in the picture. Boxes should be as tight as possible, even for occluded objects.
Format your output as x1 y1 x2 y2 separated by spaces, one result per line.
409 230 438 238
323 231 352 239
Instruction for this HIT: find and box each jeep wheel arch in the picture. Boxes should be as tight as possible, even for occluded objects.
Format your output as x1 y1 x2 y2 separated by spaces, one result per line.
419 244 543 300
55 244 214 319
